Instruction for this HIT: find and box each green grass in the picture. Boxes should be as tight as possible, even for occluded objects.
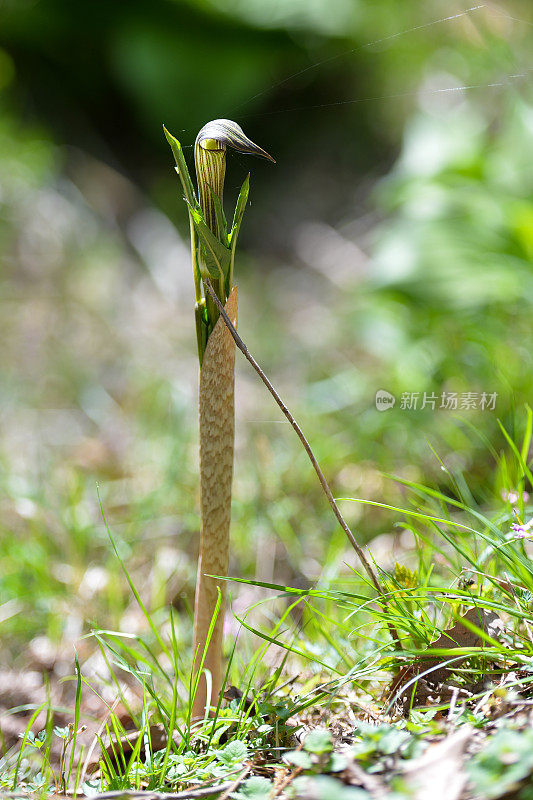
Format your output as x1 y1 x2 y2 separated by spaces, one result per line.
2 411 532 798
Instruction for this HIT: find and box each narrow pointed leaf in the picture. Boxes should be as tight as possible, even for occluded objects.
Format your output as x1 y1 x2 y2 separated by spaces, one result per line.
163 125 197 207
227 173 250 289
229 173 250 246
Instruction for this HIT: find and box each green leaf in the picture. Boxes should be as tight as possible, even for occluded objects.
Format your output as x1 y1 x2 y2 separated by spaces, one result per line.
189 205 231 280
227 173 251 288
467 728 533 799
284 750 313 769
163 125 197 208
229 173 250 247
231 776 272 799
215 739 248 766
304 729 333 754
329 753 348 772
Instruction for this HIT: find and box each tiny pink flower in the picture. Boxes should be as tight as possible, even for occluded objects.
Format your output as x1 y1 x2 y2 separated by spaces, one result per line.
511 518 533 538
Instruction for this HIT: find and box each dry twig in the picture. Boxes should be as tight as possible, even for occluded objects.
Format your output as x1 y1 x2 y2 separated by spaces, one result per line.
205 279 401 649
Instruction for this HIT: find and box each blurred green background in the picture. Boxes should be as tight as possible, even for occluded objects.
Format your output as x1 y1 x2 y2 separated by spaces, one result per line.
0 0 532 665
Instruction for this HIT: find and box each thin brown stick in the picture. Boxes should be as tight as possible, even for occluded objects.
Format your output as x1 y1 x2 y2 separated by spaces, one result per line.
272 767 303 798
205 280 401 649
272 736 305 797
216 766 251 800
